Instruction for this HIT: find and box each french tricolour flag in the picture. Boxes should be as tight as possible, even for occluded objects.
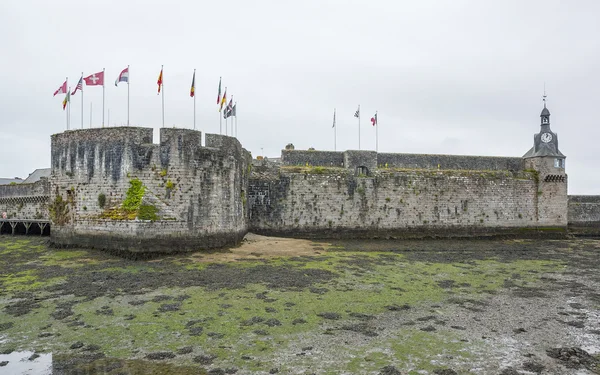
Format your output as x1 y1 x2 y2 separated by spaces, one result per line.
115 67 129 86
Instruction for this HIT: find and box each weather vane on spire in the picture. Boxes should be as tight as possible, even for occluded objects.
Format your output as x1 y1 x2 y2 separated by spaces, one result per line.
543 82 547 108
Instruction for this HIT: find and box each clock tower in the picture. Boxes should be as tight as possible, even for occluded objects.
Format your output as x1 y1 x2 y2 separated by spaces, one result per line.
523 98 567 226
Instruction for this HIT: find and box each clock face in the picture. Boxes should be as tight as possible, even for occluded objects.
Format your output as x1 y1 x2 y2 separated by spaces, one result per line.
541 132 553 143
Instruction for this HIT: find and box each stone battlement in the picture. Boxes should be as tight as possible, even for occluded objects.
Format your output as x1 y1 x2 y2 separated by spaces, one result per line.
281 149 524 172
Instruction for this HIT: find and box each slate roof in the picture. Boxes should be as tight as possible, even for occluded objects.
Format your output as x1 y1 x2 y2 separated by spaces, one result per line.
22 168 51 184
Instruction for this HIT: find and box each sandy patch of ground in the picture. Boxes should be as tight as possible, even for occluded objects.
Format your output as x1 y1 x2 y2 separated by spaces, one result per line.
185 233 329 263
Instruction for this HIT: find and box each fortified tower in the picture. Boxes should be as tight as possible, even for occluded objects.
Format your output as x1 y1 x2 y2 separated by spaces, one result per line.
523 99 568 226
49 127 251 254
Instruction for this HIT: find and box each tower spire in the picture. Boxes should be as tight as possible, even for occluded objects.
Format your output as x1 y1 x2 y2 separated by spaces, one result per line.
543 82 547 108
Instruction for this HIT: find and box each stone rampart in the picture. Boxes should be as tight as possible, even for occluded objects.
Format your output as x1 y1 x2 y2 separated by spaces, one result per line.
49 127 251 253
248 166 549 239
568 195 600 234
0 179 49 220
282 150 344 167
377 153 524 171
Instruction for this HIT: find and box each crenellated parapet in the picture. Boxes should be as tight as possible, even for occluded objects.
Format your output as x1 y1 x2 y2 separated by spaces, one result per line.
49 127 251 254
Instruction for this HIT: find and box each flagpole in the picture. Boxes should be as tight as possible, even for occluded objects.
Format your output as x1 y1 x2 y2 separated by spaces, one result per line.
81 72 84 129
333 108 337 151
65 77 68 130
102 68 105 128
68 87 71 131
376 110 378 153
358 104 361 150
193 68 196 130
127 65 130 126
161 65 165 128
235 102 238 137
90 102 92 128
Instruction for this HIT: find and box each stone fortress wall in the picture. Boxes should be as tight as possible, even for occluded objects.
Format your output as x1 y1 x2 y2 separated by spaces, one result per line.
249 150 547 238
568 195 600 234
48 127 251 253
0 179 49 221
1 101 600 251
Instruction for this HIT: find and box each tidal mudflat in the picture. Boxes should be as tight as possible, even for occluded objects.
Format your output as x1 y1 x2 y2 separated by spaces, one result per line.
0 234 599 374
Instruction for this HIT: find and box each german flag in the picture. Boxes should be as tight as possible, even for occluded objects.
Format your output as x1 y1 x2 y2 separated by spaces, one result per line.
190 71 195 98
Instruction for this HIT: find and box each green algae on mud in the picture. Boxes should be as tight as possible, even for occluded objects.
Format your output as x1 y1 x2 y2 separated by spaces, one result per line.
0 236 582 373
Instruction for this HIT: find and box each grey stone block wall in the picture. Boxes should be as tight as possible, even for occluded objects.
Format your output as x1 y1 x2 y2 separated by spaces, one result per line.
568 195 600 228
0 179 49 219
377 153 524 171
282 150 345 167
249 168 542 238
524 156 568 226
344 151 377 176
49 127 251 253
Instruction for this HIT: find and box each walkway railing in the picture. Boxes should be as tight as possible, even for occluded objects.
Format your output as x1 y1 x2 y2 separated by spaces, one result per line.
0 219 50 235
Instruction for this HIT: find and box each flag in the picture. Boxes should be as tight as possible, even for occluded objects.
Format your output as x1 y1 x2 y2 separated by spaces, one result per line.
157 68 163 94
219 88 227 112
371 113 377 126
332 108 336 128
190 71 195 98
224 96 234 118
71 76 83 95
53 80 67 96
354 106 360 118
216 77 222 104
62 91 70 110
115 67 129 86
84 71 104 86
231 103 236 117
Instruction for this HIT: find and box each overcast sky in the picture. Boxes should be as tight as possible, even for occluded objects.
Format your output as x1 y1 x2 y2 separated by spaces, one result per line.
1 0 599 193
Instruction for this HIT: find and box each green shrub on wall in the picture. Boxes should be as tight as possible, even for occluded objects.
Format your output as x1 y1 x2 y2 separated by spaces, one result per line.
123 179 145 211
98 193 106 209
49 195 70 225
138 204 159 221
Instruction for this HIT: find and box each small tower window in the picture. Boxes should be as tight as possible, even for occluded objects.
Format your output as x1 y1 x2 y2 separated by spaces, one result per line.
554 158 565 169
542 117 549 124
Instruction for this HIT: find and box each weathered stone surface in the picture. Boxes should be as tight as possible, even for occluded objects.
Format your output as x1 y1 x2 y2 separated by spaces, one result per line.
48 127 251 253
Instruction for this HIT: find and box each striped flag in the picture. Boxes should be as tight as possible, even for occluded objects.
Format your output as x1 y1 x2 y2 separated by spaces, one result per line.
332 108 336 128
157 67 163 94
62 91 70 110
190 71 196 98
71 76 83 95
115 67 129 86
219 87 227 112
216 77 222 104
354 106 360 118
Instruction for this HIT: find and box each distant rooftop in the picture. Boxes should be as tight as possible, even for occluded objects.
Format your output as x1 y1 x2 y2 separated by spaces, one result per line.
0 177 23 185
23 168 51 184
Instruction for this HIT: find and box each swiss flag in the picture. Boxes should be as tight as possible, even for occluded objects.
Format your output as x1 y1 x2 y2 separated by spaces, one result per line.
84 71 104 86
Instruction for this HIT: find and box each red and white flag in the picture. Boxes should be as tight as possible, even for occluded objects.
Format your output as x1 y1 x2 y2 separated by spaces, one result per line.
84 71 104 86
71 76 83 95
53 80 67 96
371 112 378 126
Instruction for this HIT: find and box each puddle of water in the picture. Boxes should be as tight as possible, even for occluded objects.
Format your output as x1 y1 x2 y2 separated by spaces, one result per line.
0 351 52 375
